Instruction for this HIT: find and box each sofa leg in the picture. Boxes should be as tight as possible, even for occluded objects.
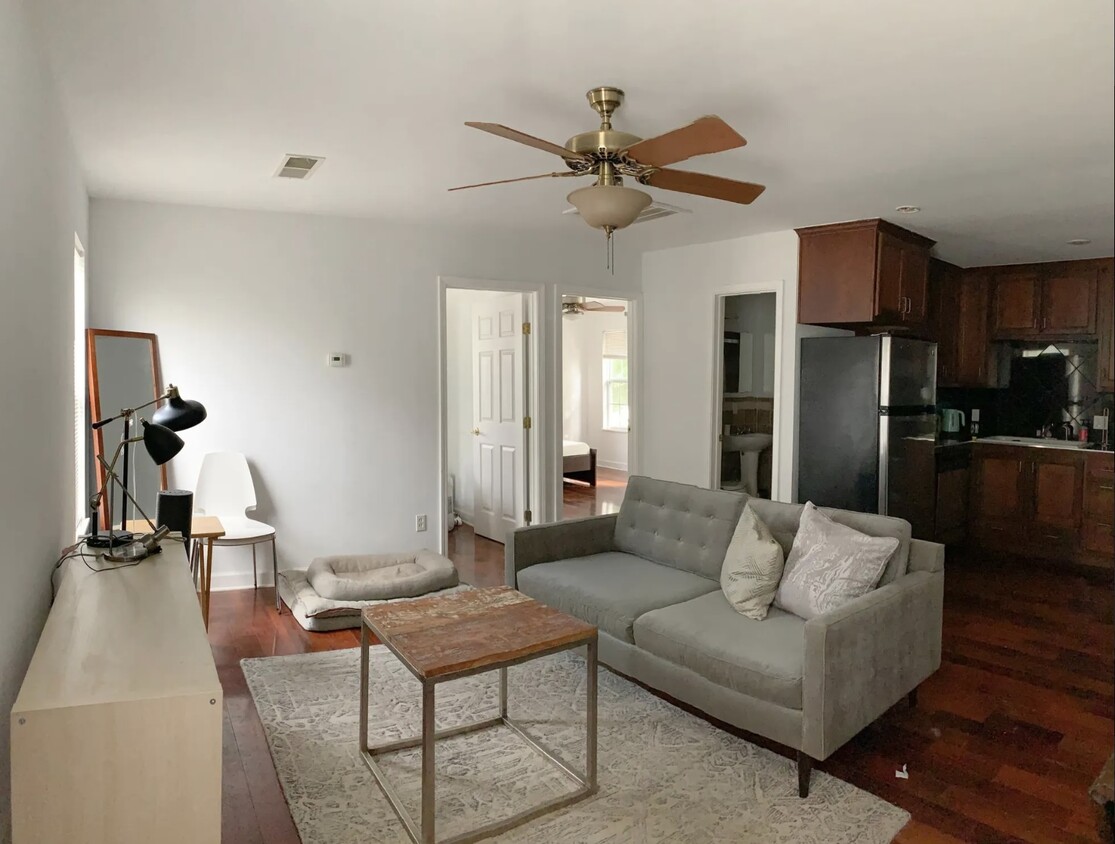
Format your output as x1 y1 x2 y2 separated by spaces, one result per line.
908 686 919 708
797 751 813 798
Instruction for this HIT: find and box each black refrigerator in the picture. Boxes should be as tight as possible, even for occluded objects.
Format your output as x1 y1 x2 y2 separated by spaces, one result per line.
797 336 937 521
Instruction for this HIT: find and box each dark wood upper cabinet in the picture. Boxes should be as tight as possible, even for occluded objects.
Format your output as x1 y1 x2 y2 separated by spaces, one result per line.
931 261 997 388
991 271 1041 338
1042 264 1097 334
797 219 935 328
1096 263 1114 391
990 259 1105 340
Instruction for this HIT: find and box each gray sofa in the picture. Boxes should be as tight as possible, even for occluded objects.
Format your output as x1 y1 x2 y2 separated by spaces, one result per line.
507 475 944 797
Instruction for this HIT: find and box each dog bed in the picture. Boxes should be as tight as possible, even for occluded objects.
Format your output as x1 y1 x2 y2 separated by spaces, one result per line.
277 550 466 632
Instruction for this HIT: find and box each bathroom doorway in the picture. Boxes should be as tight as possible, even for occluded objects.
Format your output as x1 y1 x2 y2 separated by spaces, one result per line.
713 292 778 497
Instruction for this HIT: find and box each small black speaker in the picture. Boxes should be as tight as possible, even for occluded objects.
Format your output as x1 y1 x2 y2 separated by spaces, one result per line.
156 489 194 540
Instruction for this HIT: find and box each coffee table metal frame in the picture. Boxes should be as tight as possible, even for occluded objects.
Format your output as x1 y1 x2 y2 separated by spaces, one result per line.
358 620 598 844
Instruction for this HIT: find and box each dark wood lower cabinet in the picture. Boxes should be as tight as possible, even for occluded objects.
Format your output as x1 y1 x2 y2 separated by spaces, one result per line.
970 444 1112 568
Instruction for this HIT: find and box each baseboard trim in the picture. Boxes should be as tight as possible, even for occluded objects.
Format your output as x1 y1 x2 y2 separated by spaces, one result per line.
210 570 276 592
598 460 628 471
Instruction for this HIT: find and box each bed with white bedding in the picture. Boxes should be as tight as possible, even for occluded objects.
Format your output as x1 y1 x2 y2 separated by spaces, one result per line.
562 439 597 486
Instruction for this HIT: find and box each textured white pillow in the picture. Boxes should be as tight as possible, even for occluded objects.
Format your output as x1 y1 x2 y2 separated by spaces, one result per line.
774 502 899 620
720 504 785 620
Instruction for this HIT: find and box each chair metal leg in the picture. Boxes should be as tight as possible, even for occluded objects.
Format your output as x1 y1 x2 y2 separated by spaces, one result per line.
272 535 280 612
252 543 258 590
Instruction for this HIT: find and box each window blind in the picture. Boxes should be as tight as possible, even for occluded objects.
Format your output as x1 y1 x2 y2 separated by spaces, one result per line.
602 329 627 358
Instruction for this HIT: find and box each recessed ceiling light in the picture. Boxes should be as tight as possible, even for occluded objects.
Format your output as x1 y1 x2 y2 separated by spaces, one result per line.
1067 238 1091 246
895 205 920 214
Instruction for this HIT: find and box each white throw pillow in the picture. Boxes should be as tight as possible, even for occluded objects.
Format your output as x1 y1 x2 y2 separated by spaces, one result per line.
774 502 899 620
720 504 785 620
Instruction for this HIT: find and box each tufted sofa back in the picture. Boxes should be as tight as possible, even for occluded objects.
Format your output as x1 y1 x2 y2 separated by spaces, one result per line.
614 476 748 580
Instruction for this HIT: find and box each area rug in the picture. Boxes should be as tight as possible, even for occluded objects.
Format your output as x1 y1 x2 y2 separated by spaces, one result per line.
242 647 909 843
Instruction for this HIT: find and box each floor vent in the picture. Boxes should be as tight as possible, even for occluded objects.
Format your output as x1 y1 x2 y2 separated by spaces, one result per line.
563 199 690 225
275 154 324 180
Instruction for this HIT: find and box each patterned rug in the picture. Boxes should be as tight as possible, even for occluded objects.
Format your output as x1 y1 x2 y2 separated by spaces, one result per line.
242 647 909 843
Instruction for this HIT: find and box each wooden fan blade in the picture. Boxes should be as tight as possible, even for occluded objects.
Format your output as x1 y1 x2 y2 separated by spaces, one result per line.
643 168 765 205
623 116 745 168
448 172 578 191
581 301 625 312
464 122 588 160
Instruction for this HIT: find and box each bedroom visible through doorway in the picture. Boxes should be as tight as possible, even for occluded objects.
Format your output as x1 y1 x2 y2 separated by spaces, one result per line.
561 295 629 519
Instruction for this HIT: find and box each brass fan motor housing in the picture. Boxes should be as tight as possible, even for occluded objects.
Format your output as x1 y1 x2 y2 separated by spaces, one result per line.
564 86 641 170
563 129 642 159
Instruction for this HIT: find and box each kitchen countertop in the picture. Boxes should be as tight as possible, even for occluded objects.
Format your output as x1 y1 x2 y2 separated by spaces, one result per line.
907 435 1113 453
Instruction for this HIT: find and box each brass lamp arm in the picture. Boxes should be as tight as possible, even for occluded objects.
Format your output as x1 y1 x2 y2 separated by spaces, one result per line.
92 387 174 430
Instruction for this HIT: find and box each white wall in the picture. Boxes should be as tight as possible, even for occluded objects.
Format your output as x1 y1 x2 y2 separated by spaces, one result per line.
561 308 628 470
89 199 638 588
640 230 848 501
0 1 88 840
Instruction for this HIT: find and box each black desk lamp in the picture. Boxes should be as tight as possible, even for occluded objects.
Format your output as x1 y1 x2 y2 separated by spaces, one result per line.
87 384 206 550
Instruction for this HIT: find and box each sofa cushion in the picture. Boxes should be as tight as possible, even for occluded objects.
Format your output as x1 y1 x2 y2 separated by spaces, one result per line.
773 502 899 620
745 498 912 586
517 552 718 643
614 475 748 580
720 504 785 620
633 591 805 709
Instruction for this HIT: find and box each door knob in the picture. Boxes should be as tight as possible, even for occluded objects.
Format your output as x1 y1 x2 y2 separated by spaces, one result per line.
470 428 481 436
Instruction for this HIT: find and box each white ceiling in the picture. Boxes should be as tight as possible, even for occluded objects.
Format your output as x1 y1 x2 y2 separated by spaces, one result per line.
31 0 1115 265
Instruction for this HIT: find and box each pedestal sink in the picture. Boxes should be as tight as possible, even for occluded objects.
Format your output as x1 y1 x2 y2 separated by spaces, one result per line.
723 433 773 496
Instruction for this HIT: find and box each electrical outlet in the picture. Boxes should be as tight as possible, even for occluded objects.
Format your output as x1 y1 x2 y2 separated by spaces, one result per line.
415 514 427 532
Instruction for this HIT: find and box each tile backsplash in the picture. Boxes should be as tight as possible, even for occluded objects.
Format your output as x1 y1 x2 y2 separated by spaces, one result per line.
723 396 774 434
939 341 1114 443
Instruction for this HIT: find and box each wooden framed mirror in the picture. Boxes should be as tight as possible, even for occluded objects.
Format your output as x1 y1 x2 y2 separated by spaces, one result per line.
86 329 167 529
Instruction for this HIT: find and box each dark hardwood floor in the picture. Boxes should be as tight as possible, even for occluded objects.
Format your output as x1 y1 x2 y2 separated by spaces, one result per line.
562 467 627 519
214 506 1113 843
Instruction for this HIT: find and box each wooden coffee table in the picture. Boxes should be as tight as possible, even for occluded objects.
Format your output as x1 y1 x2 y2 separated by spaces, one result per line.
359 586 598 844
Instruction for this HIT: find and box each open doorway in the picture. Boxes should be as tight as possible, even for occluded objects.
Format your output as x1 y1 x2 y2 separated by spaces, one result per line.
561 295 630 518
714 292 778 498
442 283 540 582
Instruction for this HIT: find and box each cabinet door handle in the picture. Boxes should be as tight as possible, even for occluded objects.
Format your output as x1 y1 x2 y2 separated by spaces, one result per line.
1098 484 1115 491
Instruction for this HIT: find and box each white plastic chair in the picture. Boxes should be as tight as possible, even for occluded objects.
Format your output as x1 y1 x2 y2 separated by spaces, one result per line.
194 452 280 611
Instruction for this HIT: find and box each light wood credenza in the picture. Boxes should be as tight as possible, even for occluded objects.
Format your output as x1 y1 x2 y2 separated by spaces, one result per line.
11 540 222 843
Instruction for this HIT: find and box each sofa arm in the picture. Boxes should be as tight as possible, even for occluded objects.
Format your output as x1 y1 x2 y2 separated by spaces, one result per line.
506 514 618 586
801 569 944 760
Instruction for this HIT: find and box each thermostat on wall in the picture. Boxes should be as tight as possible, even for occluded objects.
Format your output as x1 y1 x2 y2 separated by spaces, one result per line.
327 353 349 368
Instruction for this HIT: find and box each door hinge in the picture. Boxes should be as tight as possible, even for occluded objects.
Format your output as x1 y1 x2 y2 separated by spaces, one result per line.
523 416 532 430
522 322 531 335
523 508 532 523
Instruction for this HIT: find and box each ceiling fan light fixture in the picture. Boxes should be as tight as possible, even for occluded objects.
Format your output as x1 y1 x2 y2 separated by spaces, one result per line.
566 185 652 231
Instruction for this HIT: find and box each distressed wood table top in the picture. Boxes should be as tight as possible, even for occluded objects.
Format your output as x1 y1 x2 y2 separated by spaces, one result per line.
362 586 596 680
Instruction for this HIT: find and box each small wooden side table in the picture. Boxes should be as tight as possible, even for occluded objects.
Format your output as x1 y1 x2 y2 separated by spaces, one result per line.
126 516 225 630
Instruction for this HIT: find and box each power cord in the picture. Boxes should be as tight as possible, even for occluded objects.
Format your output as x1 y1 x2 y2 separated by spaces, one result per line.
50 532 191 604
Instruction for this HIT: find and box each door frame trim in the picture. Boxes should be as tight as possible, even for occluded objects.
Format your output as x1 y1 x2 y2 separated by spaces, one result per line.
708 283 786 500
437 276 544 554
554 285 641 523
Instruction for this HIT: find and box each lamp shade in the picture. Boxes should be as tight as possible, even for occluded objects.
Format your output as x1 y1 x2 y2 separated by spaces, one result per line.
141 420 185 465
152 386 207 431
567 185 652 231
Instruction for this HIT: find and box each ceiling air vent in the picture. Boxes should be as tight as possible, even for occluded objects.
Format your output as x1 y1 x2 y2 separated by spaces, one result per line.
563 199 690 225
274 154 324 180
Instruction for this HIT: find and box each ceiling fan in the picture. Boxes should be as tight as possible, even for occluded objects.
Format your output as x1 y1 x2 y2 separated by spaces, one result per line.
562 296 627 317
451 86 765 267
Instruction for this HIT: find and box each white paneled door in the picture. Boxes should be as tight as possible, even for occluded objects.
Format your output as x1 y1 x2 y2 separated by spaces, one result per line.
471 293 527 543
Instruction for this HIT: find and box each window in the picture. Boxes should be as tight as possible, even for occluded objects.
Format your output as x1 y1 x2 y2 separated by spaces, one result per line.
74 236 86 533
602 329 628 432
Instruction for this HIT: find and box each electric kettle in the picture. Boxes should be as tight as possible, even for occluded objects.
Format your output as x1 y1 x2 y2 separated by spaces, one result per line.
939 408 965 434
